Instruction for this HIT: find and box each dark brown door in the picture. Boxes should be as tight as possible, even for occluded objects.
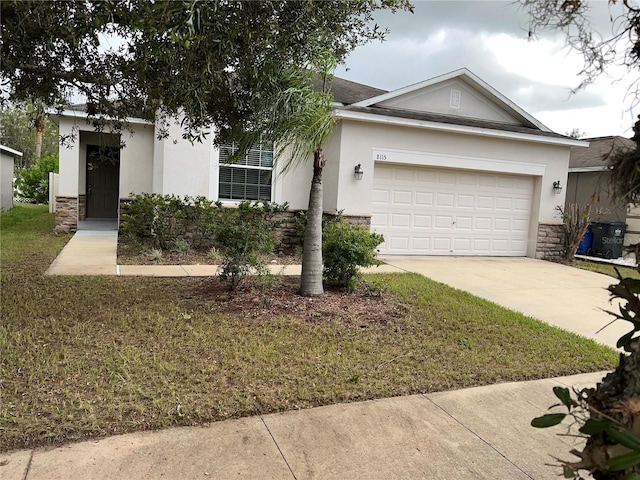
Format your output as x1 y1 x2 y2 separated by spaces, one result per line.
86 145 120 218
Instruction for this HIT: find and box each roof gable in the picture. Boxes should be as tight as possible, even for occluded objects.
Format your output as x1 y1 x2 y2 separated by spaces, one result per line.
351 68 550 131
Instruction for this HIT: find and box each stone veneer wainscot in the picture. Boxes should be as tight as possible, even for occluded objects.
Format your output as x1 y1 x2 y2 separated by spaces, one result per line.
535 223 563 262
54 196 78 233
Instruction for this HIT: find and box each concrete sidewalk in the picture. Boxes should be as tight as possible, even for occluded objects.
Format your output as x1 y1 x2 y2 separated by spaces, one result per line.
1 371 605 480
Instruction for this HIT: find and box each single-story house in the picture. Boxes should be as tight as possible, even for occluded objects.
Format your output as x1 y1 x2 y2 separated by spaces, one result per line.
52 68 585 260
0 145 22 211
566 135 640 254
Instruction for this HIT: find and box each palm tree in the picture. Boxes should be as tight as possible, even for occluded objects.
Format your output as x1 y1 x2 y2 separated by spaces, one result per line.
228 64 336 296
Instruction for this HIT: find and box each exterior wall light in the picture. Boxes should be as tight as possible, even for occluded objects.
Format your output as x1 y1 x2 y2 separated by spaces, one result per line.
553 180 563 194
354 163 364 180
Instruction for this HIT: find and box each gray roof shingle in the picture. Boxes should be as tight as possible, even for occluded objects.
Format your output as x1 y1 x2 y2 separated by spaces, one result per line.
569 136 636 169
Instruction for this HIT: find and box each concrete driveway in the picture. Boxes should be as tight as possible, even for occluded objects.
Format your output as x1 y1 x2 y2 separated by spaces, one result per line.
377 256 627 350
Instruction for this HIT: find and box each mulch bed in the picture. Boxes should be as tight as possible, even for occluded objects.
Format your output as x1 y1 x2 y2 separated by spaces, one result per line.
119 236 405 325
182 275 408 325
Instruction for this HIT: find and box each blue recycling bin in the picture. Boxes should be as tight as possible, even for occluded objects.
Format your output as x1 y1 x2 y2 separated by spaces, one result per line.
576 224 593 255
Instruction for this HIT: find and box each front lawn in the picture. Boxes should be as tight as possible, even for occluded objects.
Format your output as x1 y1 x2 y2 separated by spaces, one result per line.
574 259 640 280
0 205 618 451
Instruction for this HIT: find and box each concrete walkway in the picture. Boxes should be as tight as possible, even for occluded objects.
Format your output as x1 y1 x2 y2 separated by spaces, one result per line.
1 371 605 480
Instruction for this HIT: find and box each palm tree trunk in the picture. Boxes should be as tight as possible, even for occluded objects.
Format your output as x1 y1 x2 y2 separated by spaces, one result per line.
300 146 325 296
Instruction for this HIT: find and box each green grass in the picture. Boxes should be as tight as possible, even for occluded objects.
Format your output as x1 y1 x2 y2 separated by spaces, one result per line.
574 259 640 280
0 205 618 451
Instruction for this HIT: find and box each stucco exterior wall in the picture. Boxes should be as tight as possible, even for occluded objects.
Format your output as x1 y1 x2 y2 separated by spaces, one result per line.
333 119 570 225
159 122 214 198
119 125 154 196
378 79 520 125
0 152 14 211
278 153 313 211
566 171 626 222
57 118 81 196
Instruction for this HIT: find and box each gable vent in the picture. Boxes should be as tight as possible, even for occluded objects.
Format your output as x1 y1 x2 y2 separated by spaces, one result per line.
450 89 461 109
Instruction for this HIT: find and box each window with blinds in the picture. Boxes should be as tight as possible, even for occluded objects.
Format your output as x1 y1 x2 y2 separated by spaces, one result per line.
218 140 273 201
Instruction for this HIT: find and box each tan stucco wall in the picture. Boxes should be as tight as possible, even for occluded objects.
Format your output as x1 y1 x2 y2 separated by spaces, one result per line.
566 171 626 222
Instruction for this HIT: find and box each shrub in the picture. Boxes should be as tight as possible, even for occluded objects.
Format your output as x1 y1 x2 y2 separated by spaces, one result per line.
215 200 288 290
322 220 384 291
120 193 219 250
14 153 58 203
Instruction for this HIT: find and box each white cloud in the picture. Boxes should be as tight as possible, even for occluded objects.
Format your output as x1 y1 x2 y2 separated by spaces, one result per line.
335 0 638 137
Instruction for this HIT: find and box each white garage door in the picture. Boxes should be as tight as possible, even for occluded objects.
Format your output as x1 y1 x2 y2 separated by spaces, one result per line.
371 164 534 256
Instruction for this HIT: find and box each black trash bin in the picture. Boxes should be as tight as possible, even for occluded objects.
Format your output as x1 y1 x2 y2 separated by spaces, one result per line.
591 221 627 259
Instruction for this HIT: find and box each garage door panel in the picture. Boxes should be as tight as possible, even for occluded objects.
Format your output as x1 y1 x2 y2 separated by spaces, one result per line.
479 175 496 187
432 238 452 251
414 215 431 228
457 194 475 208
514 198 530 211
393 191 412 204
438 172 457 184
458 173 477 186
453 238 472 251
477 196 494 209
455 216 473 230
434 216 453 228
372 189 390 203
495 197 513 210
412 237 430 250
416 170 436 183
389 236 410 250
395 168 414 182
436 193 455 207
391 214 410 227
373 163 533 256
475 217 492 230
493 218 511 231
473 239 491 251
370 213 388 228
415 192 434 205
513 218 529 232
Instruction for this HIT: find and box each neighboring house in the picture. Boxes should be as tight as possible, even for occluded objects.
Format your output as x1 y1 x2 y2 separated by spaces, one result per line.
0 145 22 211
51 68 585 260
566 135 640 254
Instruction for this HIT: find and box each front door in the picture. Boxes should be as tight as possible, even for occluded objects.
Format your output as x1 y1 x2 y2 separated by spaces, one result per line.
86 145 120 218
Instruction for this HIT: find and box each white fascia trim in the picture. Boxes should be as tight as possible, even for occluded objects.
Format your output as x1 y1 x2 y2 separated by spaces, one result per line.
569 166 610 173
350 68 551 132
0 145 23 157
335 109 588 148
52 108 153 126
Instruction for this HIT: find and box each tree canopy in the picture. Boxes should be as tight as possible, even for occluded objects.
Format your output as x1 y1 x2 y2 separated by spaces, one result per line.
1 0 412 148
0 102 59 169
522 0 640 204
